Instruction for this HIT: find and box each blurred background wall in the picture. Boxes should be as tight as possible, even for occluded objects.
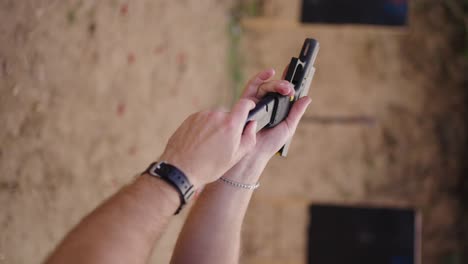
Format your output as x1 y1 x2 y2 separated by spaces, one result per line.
0 0 466 264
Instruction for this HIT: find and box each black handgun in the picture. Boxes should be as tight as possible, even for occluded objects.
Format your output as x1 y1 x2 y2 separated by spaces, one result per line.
246 38 319 157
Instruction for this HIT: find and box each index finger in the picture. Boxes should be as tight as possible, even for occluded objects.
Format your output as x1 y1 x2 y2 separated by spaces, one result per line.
241 68 275 99
230 98 256 130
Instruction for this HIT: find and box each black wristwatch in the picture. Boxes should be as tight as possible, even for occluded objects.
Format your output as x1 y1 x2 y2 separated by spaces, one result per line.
142 161 195 215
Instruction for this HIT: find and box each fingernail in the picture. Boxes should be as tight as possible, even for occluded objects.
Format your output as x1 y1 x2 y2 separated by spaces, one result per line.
280 86 290 94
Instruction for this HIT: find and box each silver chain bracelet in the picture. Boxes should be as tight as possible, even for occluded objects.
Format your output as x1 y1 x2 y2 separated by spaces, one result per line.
218 177 260 190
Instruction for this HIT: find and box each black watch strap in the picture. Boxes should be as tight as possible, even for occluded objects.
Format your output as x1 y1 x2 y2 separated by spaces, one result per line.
143 161 195 215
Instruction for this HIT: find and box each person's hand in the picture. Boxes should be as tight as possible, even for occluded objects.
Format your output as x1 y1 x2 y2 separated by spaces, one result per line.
159 99 258 188
221 68 311 183
241 67 311 158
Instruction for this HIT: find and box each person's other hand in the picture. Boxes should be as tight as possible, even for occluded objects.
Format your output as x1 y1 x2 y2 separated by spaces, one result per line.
221 68 311 183
159 99 258 188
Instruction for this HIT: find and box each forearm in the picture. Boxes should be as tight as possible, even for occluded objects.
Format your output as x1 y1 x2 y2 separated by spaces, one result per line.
171 157 266 264
45 174 179 264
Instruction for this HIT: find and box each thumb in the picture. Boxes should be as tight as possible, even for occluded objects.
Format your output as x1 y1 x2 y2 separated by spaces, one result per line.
237 121 257 159
284 96 312 137
230 98 256 128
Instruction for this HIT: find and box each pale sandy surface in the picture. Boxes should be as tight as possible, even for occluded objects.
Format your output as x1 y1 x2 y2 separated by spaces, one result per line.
0 1 233 263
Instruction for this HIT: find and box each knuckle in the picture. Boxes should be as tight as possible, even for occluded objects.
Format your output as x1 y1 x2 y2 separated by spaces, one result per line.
184 113 198 123
192 111 206 118
244 98 255 108
205 111 219 119
213 111 225 120
238 98 247 104
225 117 237 130
206 111 226 126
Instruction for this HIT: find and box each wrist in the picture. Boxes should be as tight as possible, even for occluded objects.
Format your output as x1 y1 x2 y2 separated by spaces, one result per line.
133 174 180 214
222 154 269 184
158 153 203 189
143 161 196 214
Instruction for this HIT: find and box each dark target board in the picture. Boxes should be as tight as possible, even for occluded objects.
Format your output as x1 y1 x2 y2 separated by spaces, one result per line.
301 0 408 26
308 205 420 264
